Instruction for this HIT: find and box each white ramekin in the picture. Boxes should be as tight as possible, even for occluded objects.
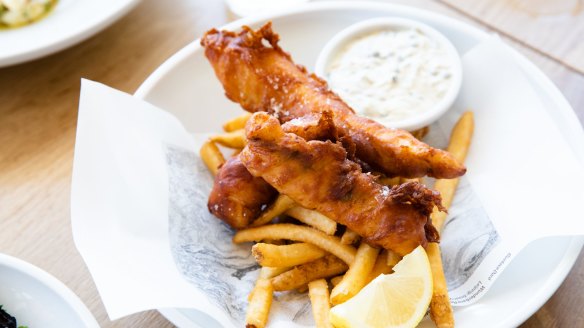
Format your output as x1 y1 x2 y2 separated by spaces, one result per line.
315 17 463 131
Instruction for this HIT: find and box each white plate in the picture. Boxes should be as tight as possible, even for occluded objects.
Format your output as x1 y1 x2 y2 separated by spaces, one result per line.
0 0 140 67
134 2 584 327
0 253 99 328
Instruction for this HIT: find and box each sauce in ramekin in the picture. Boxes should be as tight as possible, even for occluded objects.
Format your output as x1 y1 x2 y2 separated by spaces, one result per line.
326 27 454 125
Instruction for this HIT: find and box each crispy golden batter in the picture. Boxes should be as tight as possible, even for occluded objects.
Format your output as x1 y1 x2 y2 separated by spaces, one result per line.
208 111 337 229
208 156 277 229
240 113 442 256
280 111 337 142
201 23 466 179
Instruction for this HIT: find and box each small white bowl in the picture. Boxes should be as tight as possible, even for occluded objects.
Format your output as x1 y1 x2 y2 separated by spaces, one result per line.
0 253 99 328
315 17 462 131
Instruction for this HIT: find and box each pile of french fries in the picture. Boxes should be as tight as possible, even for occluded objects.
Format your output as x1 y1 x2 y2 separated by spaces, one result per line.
200 111 474 328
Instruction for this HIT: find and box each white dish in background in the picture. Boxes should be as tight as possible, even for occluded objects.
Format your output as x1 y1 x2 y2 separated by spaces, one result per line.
0 0 140 67
314 17 462 131
225 0 310 18
133 1 583 327
0 253 99 328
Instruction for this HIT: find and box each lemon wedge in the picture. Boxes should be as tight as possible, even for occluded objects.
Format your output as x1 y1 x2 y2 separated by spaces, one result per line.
329 245 433 328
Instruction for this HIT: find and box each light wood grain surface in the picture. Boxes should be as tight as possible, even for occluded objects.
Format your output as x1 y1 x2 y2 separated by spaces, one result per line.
441 0 584 74
0 0 582 327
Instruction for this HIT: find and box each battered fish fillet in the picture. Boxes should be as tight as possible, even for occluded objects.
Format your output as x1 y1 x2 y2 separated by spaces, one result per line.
201 23 466 179
240 113 443 255
208 156 277 229
208 111 338 229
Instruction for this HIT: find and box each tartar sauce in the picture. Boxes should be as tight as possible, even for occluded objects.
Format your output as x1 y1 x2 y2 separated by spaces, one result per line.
326 27 453 126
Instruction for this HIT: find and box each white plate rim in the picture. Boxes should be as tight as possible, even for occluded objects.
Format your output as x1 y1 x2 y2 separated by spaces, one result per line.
0 0 141 67
133 1 584 327
0 253 99 327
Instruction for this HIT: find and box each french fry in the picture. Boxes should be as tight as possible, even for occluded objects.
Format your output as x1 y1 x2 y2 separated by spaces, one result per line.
340 229 360 245
432 111 474 231
428 242 453 328
252 243 327 267
251 195 296 227
428 111 473 328
399 177 421 184
330 275 343 287
386 249 402 267
223 112 252 132
377 176 400 186
297 284 308 293
234 224 357 265
246 268 273 328
365 250 394 285
330 243 379 305
260 266 291 279
445 112 474 165
248 266 291 301
210 129 247 149
262 239 285 245
410 126 429 140
231 148 242 157
308 279 333 328
271 255 348 291
199 140 225 176
432 180 457 230
285 207 337 235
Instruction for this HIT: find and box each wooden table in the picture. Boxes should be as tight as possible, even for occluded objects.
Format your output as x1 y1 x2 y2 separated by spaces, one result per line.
0 0 582 327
